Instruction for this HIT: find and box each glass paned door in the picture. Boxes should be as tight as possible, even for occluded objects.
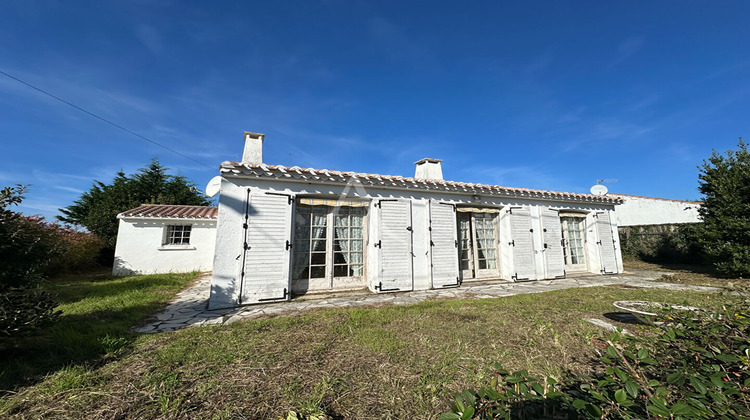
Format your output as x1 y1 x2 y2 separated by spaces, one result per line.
561 217 587 271
458 213 473 278
457 212 499 279
293 205 366 288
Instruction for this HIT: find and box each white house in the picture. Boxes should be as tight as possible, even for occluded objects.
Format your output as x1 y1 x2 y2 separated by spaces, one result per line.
113 204 217 275
207 132 625 309
609 194 701 227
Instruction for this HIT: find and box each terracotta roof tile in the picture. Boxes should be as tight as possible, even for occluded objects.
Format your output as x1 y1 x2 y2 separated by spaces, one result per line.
220 161 624 204
119 204 218 219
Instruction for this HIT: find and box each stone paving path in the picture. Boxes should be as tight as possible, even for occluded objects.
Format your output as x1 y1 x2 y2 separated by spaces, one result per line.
133 270 724 333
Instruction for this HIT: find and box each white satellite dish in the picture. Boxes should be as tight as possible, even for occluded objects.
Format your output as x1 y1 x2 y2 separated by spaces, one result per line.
205 176 222 198
590 184 608 196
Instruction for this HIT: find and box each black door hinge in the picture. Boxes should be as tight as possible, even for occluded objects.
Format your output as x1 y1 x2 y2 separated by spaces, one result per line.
286 240 292 250
259 288 288 302
374 240 382 248
374 282 400 292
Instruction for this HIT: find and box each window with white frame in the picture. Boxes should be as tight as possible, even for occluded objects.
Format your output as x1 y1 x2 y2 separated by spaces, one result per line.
292 205 366 281
164 225 192 245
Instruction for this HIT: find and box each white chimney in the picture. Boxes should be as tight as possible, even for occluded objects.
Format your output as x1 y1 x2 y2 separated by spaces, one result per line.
414 158 444 180
242 131 265 165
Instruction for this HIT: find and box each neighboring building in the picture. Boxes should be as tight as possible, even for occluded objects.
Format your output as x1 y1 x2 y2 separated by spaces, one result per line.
610 194 701 227
207 132 625 310
113 204 217 276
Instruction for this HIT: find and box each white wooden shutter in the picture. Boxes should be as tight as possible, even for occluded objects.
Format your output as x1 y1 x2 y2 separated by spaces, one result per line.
240 192 293 304
595 211 618 274
429 201 460 288
509 207 536 281
541 208 565 279
377 199 413 292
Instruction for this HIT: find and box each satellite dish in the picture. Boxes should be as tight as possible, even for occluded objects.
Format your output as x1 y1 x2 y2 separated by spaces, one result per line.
590 184 608 196
205 176 222 198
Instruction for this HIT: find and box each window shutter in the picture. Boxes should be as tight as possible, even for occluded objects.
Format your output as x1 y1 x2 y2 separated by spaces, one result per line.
541 208 565 278
429 201 460 288
377 199 413 292
239 192 293 304
509 207 536 281
595 211 618 274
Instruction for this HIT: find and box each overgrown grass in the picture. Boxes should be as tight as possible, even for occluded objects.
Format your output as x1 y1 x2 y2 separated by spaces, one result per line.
0 271 199 392
1 281 737 419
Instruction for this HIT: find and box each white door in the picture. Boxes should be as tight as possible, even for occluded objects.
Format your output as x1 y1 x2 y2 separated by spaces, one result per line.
377 199 413 292
595 211 618 274
561 216 588 272
429 201 460 288
239 192 294 304
509 207 536 281
457 211 500 280
541 208 565 278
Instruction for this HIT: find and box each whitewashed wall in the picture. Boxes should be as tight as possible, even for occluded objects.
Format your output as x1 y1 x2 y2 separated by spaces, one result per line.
612 194 701 226
209 176 621 309
113 218 216 276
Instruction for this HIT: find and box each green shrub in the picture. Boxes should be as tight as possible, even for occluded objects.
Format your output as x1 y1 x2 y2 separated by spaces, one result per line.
0 185 61 337
442 294 750 419
0 288 60 337
45 226 107 274
696 140 750 278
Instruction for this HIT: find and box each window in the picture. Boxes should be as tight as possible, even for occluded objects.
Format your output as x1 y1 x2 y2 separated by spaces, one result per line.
164 225 191 245
293 205 366 282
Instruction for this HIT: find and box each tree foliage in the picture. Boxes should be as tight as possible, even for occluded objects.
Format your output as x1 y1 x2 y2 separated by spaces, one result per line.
57 159 211 246
0 185 61 337
697 139 750 277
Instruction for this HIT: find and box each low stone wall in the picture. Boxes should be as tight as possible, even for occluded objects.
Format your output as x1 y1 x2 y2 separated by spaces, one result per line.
618 223 703 264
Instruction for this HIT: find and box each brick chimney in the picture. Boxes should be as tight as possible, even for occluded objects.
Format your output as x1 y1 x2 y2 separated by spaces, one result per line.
242 132 265 165
414 158 443 180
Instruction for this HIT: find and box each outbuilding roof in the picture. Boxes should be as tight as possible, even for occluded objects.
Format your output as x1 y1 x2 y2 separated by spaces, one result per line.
118 204 218 220
220 161 624 205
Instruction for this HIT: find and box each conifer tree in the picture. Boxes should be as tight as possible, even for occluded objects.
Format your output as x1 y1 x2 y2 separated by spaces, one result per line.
58 159 211 247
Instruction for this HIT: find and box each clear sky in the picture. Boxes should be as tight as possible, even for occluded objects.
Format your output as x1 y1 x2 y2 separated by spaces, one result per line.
2 1 748 221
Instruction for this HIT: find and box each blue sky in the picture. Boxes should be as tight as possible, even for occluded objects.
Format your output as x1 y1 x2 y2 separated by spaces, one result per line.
2 1 748 221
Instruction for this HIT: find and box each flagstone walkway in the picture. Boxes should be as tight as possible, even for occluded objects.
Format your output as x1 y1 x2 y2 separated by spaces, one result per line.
133 270 724 333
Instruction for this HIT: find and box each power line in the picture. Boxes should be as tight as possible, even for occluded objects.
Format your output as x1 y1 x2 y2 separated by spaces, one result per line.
0 69 214 170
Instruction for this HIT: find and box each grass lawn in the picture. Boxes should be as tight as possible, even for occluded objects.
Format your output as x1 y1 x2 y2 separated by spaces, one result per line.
0 271 200 393
0 270 740 419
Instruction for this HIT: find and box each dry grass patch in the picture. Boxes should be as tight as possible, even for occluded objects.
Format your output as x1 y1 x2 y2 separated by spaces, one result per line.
1 284 734 419
623 259 738 288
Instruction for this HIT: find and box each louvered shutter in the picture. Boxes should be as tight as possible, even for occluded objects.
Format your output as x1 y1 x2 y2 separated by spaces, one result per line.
240 193 293 304
377 200 413 292
429 201 460 288
595 211 618 274
509 207 536 281
541 208 565 278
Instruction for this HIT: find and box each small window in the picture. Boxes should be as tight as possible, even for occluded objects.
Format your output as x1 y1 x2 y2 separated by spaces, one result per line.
164 225 191 245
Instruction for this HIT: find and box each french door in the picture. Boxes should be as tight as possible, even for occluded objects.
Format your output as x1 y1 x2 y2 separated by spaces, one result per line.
458 212 499 280
292 205 366 291
560 216 587 272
